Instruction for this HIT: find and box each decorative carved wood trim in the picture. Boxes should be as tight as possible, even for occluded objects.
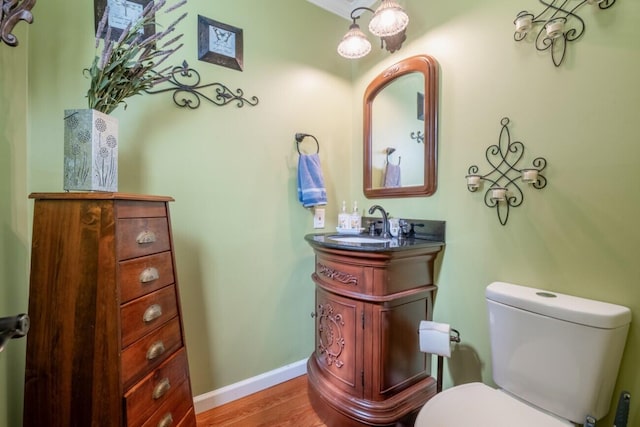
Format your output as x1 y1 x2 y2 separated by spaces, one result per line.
317 263 358 286
382 64 401 78
317 303 345 368
1 0 36 47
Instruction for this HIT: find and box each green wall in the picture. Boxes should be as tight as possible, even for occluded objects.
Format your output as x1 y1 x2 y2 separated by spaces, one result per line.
0 16 30 427
1 0 638 426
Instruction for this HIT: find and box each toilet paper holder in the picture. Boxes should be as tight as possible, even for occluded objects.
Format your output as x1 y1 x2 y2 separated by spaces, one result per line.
437 328 460 393
417 326 461 393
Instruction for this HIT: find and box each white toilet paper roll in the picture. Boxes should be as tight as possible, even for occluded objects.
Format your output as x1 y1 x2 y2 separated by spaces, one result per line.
419 320 451 358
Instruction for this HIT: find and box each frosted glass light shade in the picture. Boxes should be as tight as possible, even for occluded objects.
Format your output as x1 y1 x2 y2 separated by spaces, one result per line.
368 0 409 37
338 23 372 59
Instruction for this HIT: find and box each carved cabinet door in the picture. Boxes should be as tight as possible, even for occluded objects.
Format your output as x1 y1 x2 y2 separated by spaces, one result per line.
314 288 364 398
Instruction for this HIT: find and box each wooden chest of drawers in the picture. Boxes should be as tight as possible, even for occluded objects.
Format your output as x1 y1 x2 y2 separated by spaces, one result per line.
23 193 196 427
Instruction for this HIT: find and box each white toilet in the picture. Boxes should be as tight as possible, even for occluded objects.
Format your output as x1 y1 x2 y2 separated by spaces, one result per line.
415 281 631 427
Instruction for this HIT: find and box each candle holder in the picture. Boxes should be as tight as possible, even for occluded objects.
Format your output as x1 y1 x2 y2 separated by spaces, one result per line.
490 187 508 202
465 174 482 190
465 117 548 225
521 168 539 183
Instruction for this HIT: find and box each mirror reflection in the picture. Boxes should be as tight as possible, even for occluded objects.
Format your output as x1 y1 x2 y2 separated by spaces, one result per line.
364 55 439 198
371 72 425 188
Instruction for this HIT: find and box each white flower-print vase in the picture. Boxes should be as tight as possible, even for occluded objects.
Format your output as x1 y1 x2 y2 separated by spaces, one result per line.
64 109 118 192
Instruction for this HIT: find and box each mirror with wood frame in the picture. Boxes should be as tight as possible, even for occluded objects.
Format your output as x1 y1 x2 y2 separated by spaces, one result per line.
363 54 439 198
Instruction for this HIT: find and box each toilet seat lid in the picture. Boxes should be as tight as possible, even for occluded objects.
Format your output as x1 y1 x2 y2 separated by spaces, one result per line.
415 382 573 427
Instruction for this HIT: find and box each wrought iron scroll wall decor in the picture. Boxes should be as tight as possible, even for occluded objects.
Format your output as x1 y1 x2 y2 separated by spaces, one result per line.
144 61 259 109
513 0 616 67
465 117 548 226
1 0 36 46
411 131 424 144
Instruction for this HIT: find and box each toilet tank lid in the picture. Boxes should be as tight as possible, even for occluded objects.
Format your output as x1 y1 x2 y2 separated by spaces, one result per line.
486 282 631 329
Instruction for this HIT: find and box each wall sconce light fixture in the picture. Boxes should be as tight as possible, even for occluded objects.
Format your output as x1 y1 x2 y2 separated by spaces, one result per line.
465 117 548 226
337 0 409 59
513 0 616 67
1 0 36 46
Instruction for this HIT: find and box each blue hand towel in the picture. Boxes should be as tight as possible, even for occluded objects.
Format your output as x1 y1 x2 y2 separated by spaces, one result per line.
297 153 327 207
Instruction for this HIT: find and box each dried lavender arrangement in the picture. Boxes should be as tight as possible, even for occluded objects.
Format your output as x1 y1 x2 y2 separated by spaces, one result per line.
85 0 187 114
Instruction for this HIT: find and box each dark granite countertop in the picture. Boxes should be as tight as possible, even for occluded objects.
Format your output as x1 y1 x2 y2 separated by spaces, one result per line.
305 232 445 252
305 219 445 252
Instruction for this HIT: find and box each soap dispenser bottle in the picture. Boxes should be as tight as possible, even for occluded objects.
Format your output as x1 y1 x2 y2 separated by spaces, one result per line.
350 201 361 230
338 201 350 230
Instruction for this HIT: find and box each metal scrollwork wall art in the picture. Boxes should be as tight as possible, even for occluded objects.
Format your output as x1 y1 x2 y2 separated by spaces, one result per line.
410 131 424 144
1 0 36 46
465 117 548 226
513 0 616 67
144 61 259 110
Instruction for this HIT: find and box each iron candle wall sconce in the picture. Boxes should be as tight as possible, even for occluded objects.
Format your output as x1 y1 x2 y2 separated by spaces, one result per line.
513 0 616 67
465 117 548 226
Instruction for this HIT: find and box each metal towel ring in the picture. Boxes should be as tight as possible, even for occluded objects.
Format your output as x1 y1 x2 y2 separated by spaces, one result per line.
295 133 319 155
386 147 401 165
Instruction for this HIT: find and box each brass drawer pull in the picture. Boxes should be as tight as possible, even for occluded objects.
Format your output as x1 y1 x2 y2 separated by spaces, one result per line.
143 304 163 323
140 267 159 283
152 378 172 400
157 413 173 427
136 230 157 244
146 341 166 360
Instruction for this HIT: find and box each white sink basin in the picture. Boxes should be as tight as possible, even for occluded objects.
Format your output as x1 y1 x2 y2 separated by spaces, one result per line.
328 235 392 244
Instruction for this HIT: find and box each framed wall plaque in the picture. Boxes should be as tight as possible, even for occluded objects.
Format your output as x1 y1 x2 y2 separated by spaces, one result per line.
94 0 155 42
417 92 425 121
197 15 243 71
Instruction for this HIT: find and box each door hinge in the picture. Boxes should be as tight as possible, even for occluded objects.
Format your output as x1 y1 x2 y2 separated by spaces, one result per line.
361 311 365 329
361 370 364 387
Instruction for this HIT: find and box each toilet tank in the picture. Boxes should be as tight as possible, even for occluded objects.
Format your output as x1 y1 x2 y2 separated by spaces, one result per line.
486 282 631 424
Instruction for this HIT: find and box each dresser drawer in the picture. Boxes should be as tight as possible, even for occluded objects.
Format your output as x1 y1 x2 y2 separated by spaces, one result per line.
139 379 194 427
119 251 175 304
122 318 183 389
176 409 196 427
121 286 178 348
315 257 371 294
117 217 171 260
124 349 190 426
116 200 167 219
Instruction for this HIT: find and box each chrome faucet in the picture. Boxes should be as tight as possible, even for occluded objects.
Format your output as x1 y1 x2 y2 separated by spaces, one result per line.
368 205 390 238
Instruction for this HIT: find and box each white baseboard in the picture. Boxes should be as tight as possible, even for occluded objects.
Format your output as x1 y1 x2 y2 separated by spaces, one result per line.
193 358 308 414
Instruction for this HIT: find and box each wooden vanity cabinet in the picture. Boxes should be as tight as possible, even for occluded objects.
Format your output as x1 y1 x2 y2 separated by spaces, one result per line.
307 244 443 426
23 193 196 427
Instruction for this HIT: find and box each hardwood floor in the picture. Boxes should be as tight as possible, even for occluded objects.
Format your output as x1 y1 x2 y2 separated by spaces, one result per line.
196 375 327 427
